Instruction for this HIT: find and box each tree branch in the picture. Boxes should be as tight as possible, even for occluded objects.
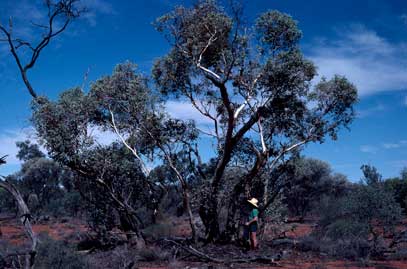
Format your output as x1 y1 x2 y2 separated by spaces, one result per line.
109 109 151 177
0 176 37 269
0 0 82 100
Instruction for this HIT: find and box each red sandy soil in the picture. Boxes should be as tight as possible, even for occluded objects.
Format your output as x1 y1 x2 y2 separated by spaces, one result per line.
1 217 407 269
0 218 88 245
169 218 315 239
282 222 314 239
132 260 407 269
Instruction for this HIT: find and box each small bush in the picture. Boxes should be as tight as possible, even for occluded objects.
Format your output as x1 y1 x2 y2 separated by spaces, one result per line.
298 236 322 252
109 245 135 268
388 249 407 260
142 223 173 240
315 166 403 260
325 238 371 260
138 246 170 261
310 264 327 269
138 248 160 261
35 235 88 269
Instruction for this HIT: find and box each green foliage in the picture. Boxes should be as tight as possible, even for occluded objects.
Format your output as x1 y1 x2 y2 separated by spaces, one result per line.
281 157 349 219
0 188 16 214
154 0 233 70
35 235 88 269
28 0 359 241
255 10 302 54
317 165 402 259
384 167 407 213
153 1 357 239
16 140 45 161
7 141 81 218
137 246 170 262
361 164 382 186
142 222 173 240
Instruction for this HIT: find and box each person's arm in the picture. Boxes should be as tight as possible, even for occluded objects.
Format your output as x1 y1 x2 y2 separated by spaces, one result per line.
246 216 258 226
245 209 259 226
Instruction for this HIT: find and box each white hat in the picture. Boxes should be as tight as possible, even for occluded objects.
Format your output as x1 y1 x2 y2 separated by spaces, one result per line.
247 198 258 208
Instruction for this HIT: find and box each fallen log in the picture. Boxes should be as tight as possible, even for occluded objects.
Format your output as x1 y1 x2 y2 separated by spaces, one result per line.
268 238 298 247
162 239 280 265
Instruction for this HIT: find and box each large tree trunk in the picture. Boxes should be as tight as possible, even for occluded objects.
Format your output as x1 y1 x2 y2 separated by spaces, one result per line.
222 181 246 241
118 210 145 248
223 154 268 242
199 192 221 242
200 138 236 242
0 180 37 269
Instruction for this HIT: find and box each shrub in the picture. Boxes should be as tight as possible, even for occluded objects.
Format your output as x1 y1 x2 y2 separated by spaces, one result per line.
388 249 407 260
315 166 402 259
35 235 88 269
298 236 322 252
326 238 371 259
137 246 170 261
142 223 173 240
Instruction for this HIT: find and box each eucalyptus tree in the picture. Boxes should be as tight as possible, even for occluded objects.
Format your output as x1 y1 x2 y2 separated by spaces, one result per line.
153 0 358 241
32 63 201 242
13 141 69 216
31 86 155 244
88 62 201 241
2 0 358 244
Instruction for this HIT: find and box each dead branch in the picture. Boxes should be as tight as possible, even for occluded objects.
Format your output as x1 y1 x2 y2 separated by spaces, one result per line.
0 174 37 269
0 0 83 100
163 239 280 265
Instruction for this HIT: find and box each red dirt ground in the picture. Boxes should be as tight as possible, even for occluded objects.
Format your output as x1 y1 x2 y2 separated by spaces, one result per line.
0 218 88 245
133 260 407 269
1 217 407 269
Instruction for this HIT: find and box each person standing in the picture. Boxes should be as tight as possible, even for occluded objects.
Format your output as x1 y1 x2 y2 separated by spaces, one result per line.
245 198 259 250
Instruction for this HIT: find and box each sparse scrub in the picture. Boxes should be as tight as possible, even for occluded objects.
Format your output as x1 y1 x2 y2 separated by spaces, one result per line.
138 246 170 261
143 222 174 240
314 165 402 260
35 234 88 269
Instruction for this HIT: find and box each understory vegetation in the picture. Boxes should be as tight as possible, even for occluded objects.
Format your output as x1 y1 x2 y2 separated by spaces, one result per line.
0 0 406 268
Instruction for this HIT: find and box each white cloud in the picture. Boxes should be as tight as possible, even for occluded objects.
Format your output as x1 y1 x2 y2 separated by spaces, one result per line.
165 100 219 137
0 0 45 41
360 145 378 154
401 14 407 25
387 159 407 169
309 24 407 96
383 143 401 149
79 0 116 27
0 0 114 42
0 125 120 177
360 140 407 154
356 104 386 118
88 126 117 146
0 127 39 166
165 101 214 125
382 140 407 150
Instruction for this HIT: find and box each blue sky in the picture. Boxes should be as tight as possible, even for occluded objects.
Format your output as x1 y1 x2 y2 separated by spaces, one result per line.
1 0 407 181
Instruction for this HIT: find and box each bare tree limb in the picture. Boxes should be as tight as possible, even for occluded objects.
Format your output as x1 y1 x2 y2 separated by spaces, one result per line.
109 109 151 177
257 117 267 153
0 0 83 100
0 167 37 269
196 31 221 81
163 239 280 265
